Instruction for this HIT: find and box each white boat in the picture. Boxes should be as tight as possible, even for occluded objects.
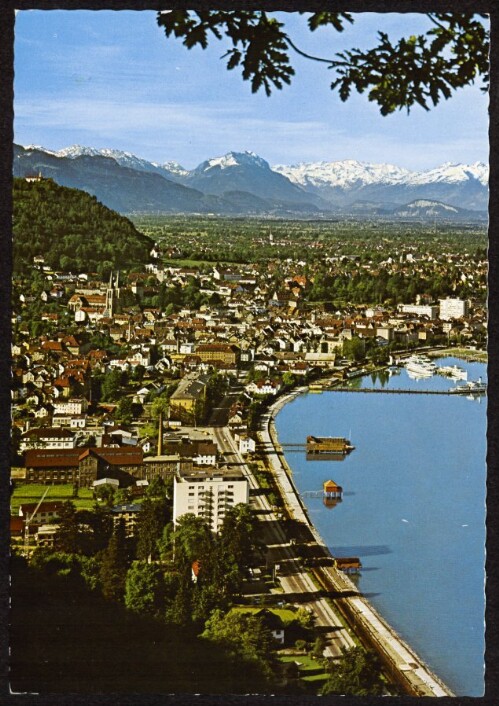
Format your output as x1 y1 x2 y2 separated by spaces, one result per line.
405 355 437 377
455 378 487 394
438 365 467 381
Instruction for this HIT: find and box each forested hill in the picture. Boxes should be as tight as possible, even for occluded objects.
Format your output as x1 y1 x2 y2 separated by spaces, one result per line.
13 178 154 275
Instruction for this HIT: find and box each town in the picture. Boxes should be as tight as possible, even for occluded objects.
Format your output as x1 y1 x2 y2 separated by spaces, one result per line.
10 184 487 695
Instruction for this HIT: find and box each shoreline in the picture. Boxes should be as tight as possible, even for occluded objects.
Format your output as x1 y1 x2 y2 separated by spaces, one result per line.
258 385 455 697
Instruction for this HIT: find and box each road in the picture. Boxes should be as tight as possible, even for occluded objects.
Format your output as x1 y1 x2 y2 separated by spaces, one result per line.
211 424 356 658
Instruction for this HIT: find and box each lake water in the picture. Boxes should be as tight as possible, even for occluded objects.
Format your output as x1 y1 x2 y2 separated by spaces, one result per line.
274 357 486 696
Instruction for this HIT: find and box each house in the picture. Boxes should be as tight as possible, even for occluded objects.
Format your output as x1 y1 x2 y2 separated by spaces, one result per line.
36 524 59 548
52 398 88 416
18 501 64 526
191 559 201 583
164 437 218 466
254 609 285 645
245 380 280 396
237 434 256 455
111 504 142 537
24 446 144 486
20 426 77 452
169 372 209 421
195 343 240 366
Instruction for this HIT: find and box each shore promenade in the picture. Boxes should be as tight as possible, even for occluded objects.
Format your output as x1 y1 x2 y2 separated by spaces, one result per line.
258 387 454 697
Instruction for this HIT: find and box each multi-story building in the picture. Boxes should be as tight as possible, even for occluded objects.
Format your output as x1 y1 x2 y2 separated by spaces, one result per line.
168 372 209 421
195 343 240 365
173 467 249 533
52 398 88 416
399 304 439 320
439 297 469 321
19 426 77 452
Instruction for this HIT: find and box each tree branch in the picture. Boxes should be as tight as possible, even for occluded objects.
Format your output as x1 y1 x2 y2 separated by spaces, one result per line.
285 36 335 65
425 14 451 33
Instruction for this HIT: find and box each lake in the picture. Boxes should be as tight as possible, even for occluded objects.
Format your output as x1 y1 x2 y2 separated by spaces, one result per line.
274 356 486 696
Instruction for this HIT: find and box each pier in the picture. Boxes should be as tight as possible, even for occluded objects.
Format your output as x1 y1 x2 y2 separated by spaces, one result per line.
328 386 485 395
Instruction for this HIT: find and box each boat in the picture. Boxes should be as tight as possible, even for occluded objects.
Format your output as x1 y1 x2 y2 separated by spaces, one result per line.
404 355 437 377
467 379 487 393
454 378 487 394
438 365 467 381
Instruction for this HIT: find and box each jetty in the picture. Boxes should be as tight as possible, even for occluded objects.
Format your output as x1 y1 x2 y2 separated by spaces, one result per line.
328 386 485 395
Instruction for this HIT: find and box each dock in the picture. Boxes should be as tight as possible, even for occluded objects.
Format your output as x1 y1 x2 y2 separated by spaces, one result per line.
328 386 485 395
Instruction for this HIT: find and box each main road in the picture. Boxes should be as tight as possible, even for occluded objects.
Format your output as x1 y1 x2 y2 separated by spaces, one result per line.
211 424 356 658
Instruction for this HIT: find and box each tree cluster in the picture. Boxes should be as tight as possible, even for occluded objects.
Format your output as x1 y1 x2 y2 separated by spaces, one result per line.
13 178 153 276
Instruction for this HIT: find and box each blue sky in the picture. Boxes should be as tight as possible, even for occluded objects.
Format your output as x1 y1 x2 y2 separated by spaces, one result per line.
14 10 489 171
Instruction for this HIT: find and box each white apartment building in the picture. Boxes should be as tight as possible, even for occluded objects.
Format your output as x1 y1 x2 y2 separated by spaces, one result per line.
439 297 469 321
173 467 249 533
52 398 88 416
399 304 439 320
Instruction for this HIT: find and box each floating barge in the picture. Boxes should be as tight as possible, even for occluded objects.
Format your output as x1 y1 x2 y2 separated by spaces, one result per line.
306 435 355 455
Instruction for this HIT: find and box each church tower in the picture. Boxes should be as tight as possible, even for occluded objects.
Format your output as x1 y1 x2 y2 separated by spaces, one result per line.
104 271 121 317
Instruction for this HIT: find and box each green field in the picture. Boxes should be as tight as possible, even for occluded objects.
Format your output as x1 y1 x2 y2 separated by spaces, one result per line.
231 605 297 623
280 654 329 684
11 483 96 515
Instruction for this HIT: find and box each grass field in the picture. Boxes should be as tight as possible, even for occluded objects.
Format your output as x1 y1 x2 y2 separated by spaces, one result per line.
279 654 329 684
10 483 95 514
231 605 297 623
428 347 488 362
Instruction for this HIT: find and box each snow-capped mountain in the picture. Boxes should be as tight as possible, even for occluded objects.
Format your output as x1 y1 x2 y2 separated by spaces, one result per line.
28 144 189 182
273 159 413 189
274 159 488 188
15 143 488 216
273 158 488 211
194 150 271 172
400 162 488 187
183 150 324 206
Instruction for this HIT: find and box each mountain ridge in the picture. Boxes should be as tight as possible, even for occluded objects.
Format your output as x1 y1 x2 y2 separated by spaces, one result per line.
15 143 488 217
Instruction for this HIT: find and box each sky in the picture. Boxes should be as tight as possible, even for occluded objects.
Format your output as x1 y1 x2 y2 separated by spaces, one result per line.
13 10 489 171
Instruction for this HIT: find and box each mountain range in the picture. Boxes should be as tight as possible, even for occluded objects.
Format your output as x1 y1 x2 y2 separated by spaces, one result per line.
13 144 488 220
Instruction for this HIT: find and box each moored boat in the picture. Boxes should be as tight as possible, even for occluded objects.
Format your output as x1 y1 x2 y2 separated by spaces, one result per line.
404 355 437 377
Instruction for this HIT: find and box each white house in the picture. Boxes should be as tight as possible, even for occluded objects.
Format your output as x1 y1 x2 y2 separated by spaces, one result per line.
245 380 280 396
238 434 256 455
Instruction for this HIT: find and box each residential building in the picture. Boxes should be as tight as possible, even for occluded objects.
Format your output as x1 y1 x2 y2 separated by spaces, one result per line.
173 467 249 533
20 426 77 452
439 297 469 321
399 304 439 319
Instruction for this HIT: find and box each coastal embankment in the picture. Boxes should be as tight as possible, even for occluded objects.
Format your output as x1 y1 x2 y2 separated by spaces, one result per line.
258 387 454 697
